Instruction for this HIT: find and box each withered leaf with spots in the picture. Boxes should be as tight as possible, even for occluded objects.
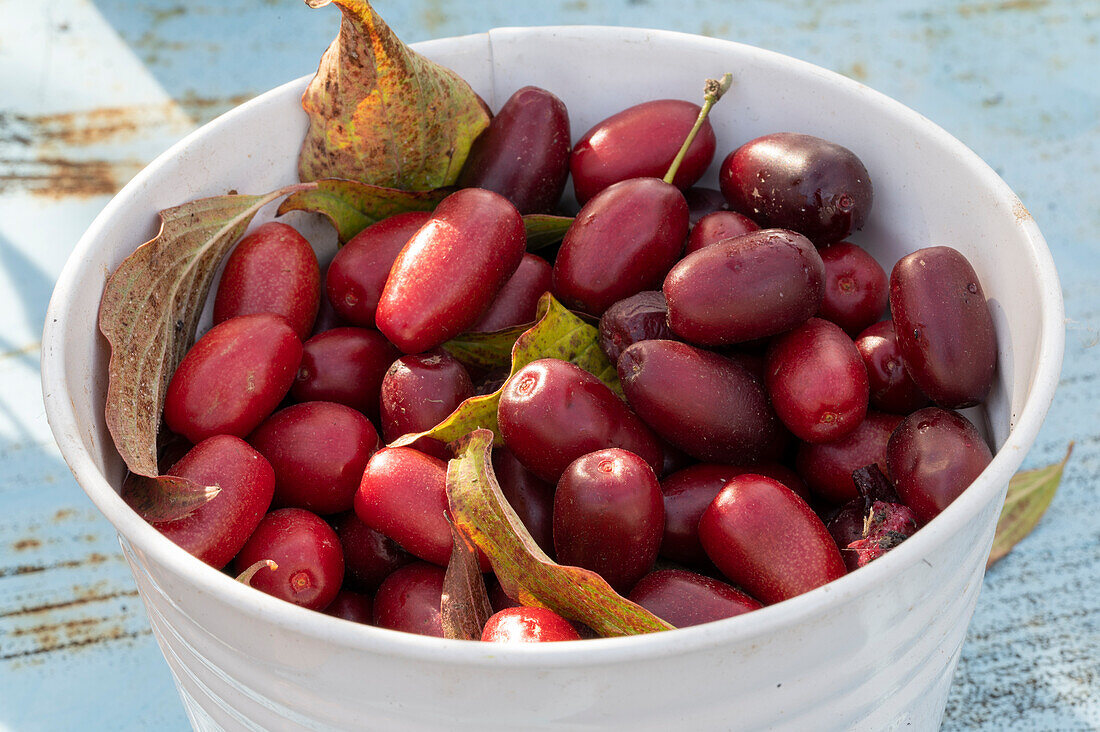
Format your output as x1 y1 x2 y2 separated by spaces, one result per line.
99 187 302 519
298 0 491 191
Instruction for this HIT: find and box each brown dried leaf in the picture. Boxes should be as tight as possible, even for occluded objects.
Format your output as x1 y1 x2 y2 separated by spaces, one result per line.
446 429 674 637
100 190 289 476
99 187 300 508
121 473 221 523
440 517 493 641
988 443 1072 568
298 0 490 190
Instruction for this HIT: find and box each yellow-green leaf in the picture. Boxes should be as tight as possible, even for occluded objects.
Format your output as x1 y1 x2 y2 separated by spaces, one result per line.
298 0 491 191
987 443 1073 568
440 323 532 373
446 429 673 637
393 293 621 448
277 178 449 244
523 214 573 251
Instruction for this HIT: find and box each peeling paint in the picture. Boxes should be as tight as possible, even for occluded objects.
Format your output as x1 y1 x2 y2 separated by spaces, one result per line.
1013 199 1034 224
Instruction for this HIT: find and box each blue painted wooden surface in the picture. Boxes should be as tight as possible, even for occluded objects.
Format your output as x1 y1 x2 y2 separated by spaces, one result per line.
0 0 1096 728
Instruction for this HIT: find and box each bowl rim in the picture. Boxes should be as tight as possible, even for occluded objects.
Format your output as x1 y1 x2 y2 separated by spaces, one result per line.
41 25 1065 666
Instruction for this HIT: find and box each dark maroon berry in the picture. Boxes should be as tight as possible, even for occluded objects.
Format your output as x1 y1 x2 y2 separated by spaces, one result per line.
372 562 446 637
553 448 664 593
330 511 414 592
598 290 676 363
684 211 760 255
817 241 888 336
855 320 930 414
620 340 783 465
765 318 869 444
291 327 399 422
664 229 824 346
683 186 729 227
628 569 761 627
470 253 552 332
887 407 993 522
719 132 873 246
493 447 556 555
889 246 997 409
323 589 374 624
457 86 571 214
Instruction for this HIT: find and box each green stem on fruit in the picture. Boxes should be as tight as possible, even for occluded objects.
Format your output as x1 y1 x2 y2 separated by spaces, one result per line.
663 73 733 185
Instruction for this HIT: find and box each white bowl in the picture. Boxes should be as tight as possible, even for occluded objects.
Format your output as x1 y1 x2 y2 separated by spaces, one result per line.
42 26 1064 731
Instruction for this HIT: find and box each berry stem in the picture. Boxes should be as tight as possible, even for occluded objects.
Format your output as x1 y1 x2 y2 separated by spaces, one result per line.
663 73 733 185
235 559 278 586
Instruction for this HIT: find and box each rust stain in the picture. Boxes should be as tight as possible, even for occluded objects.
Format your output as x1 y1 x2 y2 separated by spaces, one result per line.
1 576 148 663
845 62 869 81
148 5 187 25
53 508 77 521
1 588 139 619
419 0 449 36
0 341 40 362
0 551 122 578
0 94 254 200
698 21 733 38
2 108 142 147
0 156 143 199
1 627 150 662
12 538 41 551
11 616 103 637
175 91 255 123
1013 199 1034 224
956 0 1049 17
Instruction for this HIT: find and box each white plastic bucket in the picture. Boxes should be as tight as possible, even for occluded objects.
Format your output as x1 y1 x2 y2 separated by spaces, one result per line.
42 27 1064 731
